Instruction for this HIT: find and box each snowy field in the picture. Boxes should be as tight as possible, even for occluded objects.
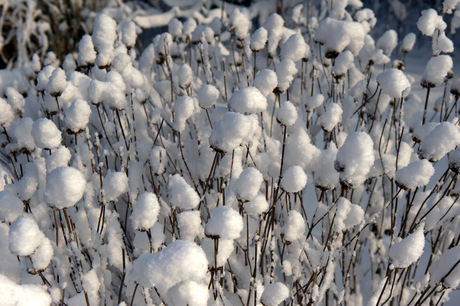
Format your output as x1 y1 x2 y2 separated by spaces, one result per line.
0 0 460 305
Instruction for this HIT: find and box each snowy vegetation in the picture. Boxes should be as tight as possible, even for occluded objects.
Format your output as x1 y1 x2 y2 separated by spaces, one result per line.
0 0 460 305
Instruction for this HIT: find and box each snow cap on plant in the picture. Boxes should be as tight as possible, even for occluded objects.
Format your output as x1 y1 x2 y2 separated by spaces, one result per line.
420 122 460 162
168 18 183 38
229 8 251 40
0 98 14 127
305 94 324 112
254 69 278 96
233 166 264 202
205 206 243 239
389 225 425 268
9 216 45 256
261 282 289 306
335 132 374 188
417 8 446 37
276 101 297 126
376 29 398 56
209 112 258 152
129 240 208 293
173 95 195 132
281 166 307 193
131 192 160 231
31 118 61 149
250 27 268 52
46 146 71 173
121 21 137 49
376 68 411 99
0 191 24 223
77 35 96 67
197 84 219 109
281 34 310 62
92 13 117 67
401 32 416 54
102 171 129 203
168 281 209 306
243 193 269 216
276 59 298 92
47 67 67 96
315 18 366 58
65 98 91 134
429 244 460 288
320 102 343 132
167 174 200 210
395 159 434 190
331 50 354 78
45 166 86 209
228 87 267 114
421 55 453 88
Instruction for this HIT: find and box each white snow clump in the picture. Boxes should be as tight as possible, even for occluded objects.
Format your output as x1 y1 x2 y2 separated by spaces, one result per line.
395 159 434 190
377 68 411 99
45 166 86 209
261 282 290 306
389 226 425 268
281 166 307 193
205 206 243 239
131 192 160 231
167 174 200 210
102 171 129 202
228 87 267 114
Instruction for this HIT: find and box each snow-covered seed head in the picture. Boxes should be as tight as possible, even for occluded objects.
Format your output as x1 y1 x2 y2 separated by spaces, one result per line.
280 34 310 62
419 122 460 162
376 68 411 99
376 30 398 56
305 94 324 112
0 190 24 223
417 8 446 37
250 27 268 52
389 225 425 268
320 102 342 132
228 87 267 114
168 18 183 38
335 132 374 189
177 63 193 90
167 174 200 210
209 112 258 153
65 98 91 134
276 101 297 126
150 146 167 175
198 84 220 109
283 210 306 243
102 171 129 203
395 159 435 190
261 282 289 306
47 68 67 97
421 55 453 88
281 166 307 193
45 166 86 209
121 21 138 49
0 98 14 127
401 32 416 54
205 206 243 239
276 59 298 93
77 35 97 67
254 69 278 96
31 118 62 149
131 192 160 231
173 95 195 132
232 167 264 202
9 216 45 257
229 8 251 40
